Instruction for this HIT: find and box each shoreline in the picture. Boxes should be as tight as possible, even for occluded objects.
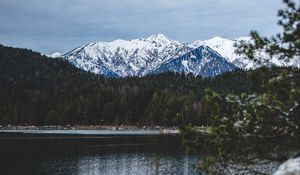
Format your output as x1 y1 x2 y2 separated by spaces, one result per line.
0 124 178 130
0 125 180 135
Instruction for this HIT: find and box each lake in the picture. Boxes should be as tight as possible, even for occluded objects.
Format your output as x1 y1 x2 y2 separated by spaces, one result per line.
0 130 199 175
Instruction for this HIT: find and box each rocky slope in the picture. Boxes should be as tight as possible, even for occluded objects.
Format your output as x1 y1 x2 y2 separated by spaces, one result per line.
58 34 299 77
152 46 236 77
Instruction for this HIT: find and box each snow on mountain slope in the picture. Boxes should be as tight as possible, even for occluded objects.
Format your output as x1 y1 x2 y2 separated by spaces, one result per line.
47 52 62 58
193 36 258 69
63 34 193 77
62 34 299 78
152 46 237 77
193 36 299 69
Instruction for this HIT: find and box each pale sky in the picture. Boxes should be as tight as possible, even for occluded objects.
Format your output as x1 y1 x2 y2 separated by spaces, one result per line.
0 0 284 54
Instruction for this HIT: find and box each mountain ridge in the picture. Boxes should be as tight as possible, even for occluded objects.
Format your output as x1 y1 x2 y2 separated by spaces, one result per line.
1 44 298 125
54 34 299 77
62 34 195 77
152 46 237 77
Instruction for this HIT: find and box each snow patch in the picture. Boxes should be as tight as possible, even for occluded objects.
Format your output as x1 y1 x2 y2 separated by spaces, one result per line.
273 157 300 175
48 52 62 58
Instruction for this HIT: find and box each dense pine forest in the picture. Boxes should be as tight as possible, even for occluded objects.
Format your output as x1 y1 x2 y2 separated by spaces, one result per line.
0 44 298 126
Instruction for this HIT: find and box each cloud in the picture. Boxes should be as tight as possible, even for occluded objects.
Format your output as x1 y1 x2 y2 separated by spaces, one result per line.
0 0 284 53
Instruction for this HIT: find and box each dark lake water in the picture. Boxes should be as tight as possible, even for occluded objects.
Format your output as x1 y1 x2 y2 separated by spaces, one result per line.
0 130 199 175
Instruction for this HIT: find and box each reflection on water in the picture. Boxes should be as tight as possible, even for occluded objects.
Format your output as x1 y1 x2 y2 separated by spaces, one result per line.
0 129 162 135
17 153 197 175
0 132 199 175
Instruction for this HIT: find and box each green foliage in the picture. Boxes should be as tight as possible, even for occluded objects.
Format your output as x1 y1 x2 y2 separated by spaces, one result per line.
235 0 299 62
1 44 295 127
183 0 300 174
184 71 300 174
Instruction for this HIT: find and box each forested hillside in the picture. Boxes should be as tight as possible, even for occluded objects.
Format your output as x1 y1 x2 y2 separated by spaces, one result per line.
0 44 298 125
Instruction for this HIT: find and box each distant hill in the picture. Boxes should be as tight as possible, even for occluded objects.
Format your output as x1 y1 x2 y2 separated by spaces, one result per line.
0 44 298 125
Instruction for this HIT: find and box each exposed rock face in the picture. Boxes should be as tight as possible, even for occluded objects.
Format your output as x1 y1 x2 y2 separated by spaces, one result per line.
61 34 300 78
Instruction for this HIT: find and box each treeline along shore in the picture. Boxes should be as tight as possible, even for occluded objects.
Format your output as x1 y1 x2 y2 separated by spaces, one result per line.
0 44 299 126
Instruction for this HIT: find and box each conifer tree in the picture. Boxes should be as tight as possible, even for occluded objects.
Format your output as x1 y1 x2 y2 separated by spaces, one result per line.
182 0 300 174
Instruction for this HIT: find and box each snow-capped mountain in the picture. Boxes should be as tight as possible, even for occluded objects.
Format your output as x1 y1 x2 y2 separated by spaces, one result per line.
193 36 300 69
63 34 193 77
193 36 254 69
152 46 236 77
61 34 298 78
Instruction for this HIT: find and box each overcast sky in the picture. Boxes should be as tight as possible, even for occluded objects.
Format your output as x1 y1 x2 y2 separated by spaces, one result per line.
0 0 284 54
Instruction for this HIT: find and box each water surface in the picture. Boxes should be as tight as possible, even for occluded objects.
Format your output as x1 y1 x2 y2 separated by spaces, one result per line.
0 131 199 175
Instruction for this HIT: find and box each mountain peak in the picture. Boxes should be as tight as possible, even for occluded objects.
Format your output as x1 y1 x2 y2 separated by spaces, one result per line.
207 36 232 43
63 33 192 77
210 36 226 40
146 33 171 42
61 34 299 78
147 33 167 39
